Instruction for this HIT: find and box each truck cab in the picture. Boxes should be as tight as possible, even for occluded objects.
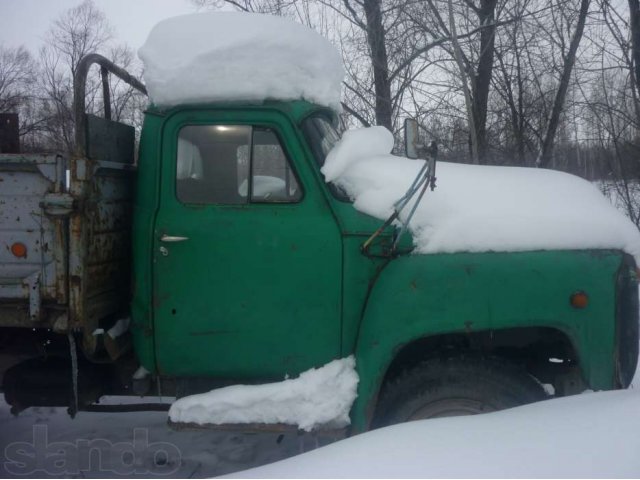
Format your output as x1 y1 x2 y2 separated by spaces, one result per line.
1 53 638 433
131 99 639 431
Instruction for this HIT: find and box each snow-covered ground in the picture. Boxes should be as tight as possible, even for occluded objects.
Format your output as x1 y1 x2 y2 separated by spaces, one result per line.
0 396 339 478
232 388 640 478
2 338 637 478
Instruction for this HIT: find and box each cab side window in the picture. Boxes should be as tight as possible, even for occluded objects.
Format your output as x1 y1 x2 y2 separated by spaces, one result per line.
249 129 301 202
176 125 301 204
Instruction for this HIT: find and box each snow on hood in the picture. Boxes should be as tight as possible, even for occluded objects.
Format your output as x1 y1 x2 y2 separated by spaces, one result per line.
138 12 344 109
231 389 640 478
169 357 358 432
323 126 640 262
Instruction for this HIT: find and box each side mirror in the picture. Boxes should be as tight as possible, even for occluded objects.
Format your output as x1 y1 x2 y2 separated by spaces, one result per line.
404 118 420 159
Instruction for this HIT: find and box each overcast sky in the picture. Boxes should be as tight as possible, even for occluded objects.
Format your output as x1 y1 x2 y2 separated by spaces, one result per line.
0 0 200 53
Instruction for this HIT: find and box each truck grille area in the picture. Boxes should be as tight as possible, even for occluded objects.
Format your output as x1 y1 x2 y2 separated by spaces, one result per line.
615 254 639 388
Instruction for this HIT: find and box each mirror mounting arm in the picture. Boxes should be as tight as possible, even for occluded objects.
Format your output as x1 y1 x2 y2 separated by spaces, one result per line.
362 132 438 258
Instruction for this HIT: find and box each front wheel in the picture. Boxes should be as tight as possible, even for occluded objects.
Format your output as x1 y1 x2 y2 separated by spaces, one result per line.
373 356 547 427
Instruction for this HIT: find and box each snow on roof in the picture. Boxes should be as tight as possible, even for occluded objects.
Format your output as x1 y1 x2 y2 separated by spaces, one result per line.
323 126 640 262
169 357 358 432
232 388 640 477
138 12 344 109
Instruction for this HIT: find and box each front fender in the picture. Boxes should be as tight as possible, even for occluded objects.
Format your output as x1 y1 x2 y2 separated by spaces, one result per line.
350 250 622 432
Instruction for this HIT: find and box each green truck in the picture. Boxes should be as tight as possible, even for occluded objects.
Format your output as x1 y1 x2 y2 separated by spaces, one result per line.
1 54 638 433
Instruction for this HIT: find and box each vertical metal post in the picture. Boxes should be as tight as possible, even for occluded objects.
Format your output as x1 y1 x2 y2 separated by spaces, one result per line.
68 332 79 418
100 66 111 121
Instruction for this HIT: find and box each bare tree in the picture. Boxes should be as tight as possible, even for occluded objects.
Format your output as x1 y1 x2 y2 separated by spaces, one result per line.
33 0 146 153
448 0 479 162
348 0 393 129
48 0 113 79
0 45 44 146
179 0 640 203
404 0 512 163
537 0 590 167
629 0 640 104
472 0 499 163
196 0 412 130
0 45 37 114
36 1 112 151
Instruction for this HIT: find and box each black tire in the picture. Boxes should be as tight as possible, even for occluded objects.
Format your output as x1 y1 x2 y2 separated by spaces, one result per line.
373 356 547 428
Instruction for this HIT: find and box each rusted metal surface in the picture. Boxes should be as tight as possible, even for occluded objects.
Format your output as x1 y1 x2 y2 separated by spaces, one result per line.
82 403 171 413
67 156 135 350
64 53 145 349
2 53 144 337
85 162 134 314
0 154 68 327
168 420 348 437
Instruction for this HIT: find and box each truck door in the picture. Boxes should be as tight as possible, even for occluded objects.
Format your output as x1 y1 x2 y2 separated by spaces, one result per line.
153 110 342 379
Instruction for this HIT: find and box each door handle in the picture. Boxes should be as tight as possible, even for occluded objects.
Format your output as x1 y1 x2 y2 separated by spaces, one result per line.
160 234 189 243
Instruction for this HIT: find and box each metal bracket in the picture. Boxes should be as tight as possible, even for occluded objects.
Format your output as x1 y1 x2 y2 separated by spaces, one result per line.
41 193 76 216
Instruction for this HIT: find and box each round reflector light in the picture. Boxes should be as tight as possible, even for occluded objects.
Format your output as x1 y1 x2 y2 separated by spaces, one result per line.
10 242 27 258
570 291 588 309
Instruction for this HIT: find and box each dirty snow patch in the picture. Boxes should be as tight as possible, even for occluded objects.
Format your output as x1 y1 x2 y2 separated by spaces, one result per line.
139 12 344 109
168 357 358 432
323 127 640 262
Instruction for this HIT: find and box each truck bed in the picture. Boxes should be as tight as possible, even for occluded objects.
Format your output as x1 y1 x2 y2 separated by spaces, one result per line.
0 148 135 336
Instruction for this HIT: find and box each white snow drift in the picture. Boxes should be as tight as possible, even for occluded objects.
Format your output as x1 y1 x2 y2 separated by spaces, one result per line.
169 357 358 432
138 12 344 109
233 388 640 478
324 126 640 262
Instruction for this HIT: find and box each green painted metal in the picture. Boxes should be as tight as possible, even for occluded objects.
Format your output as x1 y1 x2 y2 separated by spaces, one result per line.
131 111 164 372
152 105 342 378
130 99 629 432
350 249 622 430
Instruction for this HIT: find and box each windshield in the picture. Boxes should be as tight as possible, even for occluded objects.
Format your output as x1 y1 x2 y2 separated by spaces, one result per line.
302 114 350 201
303 115 341 168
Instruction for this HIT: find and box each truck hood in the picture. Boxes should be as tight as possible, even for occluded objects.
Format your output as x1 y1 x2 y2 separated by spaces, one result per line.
323 126 640 263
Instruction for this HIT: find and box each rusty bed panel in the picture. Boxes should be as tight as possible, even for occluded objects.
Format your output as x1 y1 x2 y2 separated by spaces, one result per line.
85 162 134 307
0 153 136 335
1 55 143 337
65 100 138 345
68 154 135 350
0 154 68 326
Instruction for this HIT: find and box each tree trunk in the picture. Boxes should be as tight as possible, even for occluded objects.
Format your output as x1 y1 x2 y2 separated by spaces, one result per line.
537 0 590 168
628 0 640 118
449 0 478 163
362 0 393 130
471 0 498 164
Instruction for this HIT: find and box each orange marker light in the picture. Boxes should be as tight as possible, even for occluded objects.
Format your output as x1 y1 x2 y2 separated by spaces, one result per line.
570 291 588 309
11 242 27 258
